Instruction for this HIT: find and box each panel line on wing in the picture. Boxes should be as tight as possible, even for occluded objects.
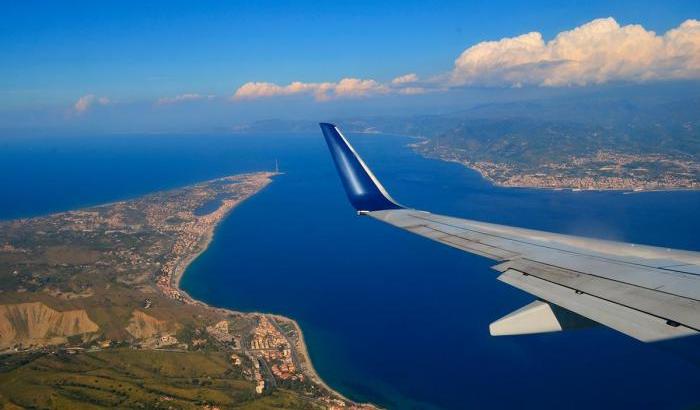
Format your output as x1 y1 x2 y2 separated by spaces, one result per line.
511 258 700 304
498 269 699 341
409 212 700 272
499 259 700 329
405 211 700 299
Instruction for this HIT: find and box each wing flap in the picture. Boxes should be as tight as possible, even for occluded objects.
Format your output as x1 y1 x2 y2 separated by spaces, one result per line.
495 259 700 330
498 269 698 342
516 249 700 301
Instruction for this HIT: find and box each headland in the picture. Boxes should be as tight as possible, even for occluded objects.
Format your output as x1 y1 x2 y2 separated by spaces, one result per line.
0 171 374 409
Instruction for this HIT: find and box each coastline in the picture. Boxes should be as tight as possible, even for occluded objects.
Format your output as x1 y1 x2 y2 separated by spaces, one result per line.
168 172 374 408
267 314 366 406
403 135 700 193
170 171 276 304
420 151 700 193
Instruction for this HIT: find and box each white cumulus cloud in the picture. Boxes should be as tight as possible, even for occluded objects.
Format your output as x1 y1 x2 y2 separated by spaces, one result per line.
449 17 700 87
233 78 390 101
231 18 700 101
74 94 110 113
334 78 389 98
233 81 332 100
391 73 419 84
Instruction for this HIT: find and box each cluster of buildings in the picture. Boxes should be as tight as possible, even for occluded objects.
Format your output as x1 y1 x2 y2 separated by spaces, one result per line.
503 151 700 190
265 345 302 382
149 177 274 303
319 397 376 410
153 196 242 302
248 353 267 394
432 148 700 191
60 209 104 231
234 350 266 395
250 316 302 382
500 174 700 190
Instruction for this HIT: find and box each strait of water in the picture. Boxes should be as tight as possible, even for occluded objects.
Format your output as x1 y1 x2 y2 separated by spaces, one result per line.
1 133 699 409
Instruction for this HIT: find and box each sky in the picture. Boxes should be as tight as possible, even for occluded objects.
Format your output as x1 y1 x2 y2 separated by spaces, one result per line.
1 0 699 133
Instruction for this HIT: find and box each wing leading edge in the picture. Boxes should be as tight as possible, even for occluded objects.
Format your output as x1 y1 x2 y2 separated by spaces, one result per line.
321 123 700 342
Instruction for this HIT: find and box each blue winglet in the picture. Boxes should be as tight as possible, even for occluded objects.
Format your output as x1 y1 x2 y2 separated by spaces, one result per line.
320 123 403 212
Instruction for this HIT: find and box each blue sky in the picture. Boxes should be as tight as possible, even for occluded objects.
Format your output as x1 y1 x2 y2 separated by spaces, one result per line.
1 0 699 131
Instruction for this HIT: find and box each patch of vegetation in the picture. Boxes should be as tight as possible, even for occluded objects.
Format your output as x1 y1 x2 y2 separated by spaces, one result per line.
0 349 313 409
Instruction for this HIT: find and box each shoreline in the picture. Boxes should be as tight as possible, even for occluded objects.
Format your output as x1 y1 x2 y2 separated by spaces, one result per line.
420 151 700 193
170 171 278 304
168 172 374 408
267 314 370 406
404 135 700 193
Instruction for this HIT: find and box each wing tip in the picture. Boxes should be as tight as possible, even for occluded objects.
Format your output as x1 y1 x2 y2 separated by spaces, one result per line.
320 122 403 212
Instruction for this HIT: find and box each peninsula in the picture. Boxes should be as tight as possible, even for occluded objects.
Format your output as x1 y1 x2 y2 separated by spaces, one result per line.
0 172 371 409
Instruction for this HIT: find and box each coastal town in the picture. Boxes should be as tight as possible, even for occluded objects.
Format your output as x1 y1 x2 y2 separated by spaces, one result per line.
417 140 700 191
0 172 372 409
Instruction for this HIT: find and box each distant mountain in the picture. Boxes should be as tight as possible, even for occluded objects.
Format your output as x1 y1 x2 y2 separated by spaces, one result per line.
237 85 700 162
236 85 700 190
407 91 700 190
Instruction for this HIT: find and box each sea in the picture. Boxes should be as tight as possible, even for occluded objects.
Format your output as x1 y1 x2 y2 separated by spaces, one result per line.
1 132 699 409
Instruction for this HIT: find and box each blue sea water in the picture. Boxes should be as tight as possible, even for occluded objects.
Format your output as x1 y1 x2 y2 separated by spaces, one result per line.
1 133 699 409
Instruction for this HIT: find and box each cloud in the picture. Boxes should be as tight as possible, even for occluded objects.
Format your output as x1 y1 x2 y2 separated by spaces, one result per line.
392 73 419 84
232 81 330 100
233 78 390 101
334 78 389 98
232 18 700 101
449 18 700 87
74 94 110 113
156 93 215 105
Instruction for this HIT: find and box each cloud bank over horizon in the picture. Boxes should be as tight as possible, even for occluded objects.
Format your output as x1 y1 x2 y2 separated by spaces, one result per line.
74 94 110 113
233 78 394 101
232 17 700 101
62 17 700 116
232 74 428 102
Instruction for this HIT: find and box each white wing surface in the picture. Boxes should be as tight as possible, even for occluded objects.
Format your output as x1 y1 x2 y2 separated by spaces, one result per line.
320 123 700 342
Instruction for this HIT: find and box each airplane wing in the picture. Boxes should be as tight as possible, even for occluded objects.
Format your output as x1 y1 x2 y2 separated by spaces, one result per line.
320 123 700 342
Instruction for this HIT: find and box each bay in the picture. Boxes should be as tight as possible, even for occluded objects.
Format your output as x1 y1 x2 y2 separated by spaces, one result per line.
2 132 699 409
